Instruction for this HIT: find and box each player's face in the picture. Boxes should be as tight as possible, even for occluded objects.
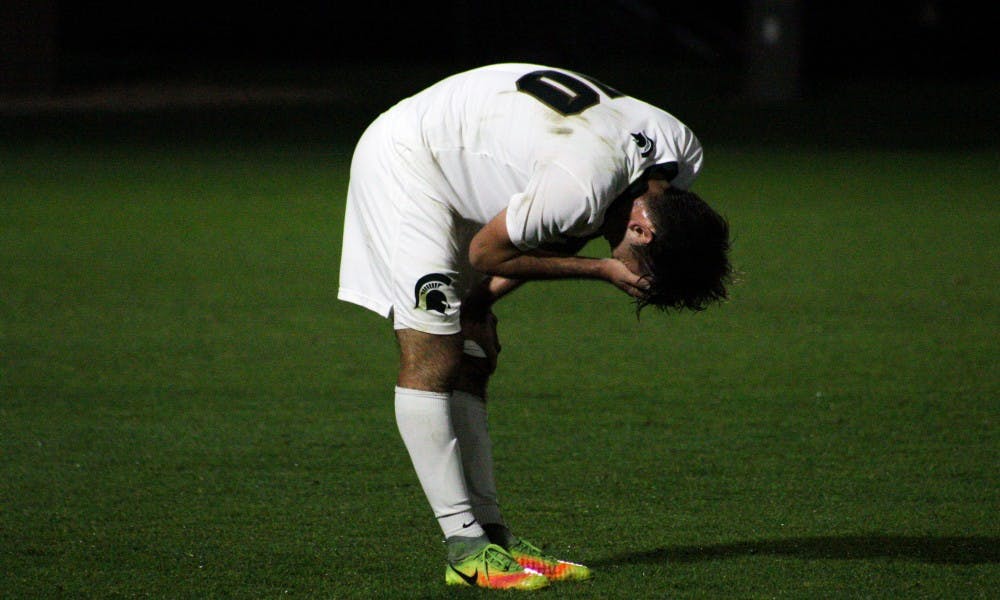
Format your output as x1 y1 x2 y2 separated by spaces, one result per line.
611 237 647 278
603 175 668 279
608 194 657 278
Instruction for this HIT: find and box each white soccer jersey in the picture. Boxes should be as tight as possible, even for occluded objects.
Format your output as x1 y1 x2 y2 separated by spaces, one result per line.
381 63 703 250
338 63 703 334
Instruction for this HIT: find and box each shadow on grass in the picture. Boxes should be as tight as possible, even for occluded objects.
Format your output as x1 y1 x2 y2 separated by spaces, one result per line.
594 535 999 566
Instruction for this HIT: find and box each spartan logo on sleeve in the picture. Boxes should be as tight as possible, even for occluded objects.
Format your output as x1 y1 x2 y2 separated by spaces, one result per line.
631 131 655 157
414 273 456 315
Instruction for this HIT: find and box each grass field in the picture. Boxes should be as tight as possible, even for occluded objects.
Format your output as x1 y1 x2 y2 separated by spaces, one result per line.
1 84 998 598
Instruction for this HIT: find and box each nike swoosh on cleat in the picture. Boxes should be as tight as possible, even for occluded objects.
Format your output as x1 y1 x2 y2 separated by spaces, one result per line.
461 519 477 528
450 566 479 586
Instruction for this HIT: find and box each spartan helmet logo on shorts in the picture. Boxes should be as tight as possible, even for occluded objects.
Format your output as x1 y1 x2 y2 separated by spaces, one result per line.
414 273 456 315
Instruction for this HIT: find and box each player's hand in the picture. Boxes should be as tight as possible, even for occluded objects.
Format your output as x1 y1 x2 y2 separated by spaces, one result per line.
601 258 650 299
460 310 501 375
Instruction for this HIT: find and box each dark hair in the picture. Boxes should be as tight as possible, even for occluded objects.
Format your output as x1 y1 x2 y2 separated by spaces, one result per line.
633 187 732 313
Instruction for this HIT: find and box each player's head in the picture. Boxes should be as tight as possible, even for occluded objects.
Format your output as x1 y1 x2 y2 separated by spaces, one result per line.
608 177 732 314
635 185 731 312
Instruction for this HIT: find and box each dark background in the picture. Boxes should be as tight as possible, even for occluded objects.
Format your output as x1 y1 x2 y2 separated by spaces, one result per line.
1 1 996 148
5 1 996 88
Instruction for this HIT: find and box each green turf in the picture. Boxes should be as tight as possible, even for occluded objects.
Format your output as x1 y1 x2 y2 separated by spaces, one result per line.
1 111 997 598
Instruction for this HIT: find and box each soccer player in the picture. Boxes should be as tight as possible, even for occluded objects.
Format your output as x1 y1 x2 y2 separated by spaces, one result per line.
337 63 731 590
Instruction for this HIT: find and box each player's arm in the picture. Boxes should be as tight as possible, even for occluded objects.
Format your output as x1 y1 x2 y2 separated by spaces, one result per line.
468 208 647 298
462 236 588 317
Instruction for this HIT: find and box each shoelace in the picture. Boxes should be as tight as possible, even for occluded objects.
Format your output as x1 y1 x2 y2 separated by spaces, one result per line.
483 547 520 572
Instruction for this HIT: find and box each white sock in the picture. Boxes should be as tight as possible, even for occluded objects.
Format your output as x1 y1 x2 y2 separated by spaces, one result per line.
394 386 486 540
449 390 505 526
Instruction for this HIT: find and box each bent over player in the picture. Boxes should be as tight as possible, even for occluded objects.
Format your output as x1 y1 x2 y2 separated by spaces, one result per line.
337 63 732 590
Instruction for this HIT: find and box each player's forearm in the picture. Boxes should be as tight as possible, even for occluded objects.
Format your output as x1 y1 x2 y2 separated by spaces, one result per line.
469 210 611 283
474 249 611 282
470 229 646 299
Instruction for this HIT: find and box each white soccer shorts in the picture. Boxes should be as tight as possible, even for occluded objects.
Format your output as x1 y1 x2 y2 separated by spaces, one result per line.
337 113 482 336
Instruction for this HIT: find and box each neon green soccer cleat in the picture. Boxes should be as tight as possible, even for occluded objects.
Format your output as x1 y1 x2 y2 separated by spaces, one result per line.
509 538 593 582
445 543 549 590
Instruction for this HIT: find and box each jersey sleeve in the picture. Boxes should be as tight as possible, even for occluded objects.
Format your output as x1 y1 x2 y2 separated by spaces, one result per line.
637 105 705 190
669 132 703 190
505 161 617 251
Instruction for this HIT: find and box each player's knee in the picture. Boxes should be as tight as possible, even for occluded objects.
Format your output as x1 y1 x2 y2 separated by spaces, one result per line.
396 329 464 392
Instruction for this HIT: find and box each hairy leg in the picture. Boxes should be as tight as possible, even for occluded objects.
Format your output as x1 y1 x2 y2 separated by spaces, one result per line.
393 328 486 544
396 328 463 392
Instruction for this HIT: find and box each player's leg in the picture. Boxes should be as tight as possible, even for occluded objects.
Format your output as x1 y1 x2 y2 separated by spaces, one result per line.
450 314 593 583
340 119 485 549
393 328 485 540
394 328 546 590
391 236 545 589
450 311 510 544
339 117 543 589
339 115 479 552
